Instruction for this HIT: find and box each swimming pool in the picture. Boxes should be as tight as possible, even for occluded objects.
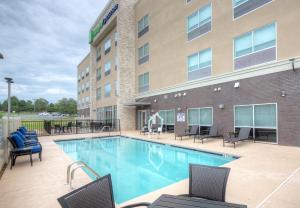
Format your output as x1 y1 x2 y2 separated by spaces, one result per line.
56 136 236 204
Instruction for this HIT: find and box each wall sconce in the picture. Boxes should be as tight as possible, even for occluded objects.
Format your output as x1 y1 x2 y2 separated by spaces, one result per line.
154 99 157 103
177 107 182 111
234 82 240 88
174 94 177 98
219 104 225 109
217 87 222 91
214 88 218 92
178 93 182 97
183 92 187 96
281 91 286 97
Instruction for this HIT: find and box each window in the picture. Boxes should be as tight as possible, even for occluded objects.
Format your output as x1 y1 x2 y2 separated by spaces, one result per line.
187 3 211 41
78 85 81 95
188 48 211 81
188 107 213 126
97 68 101 81
96 47 101 61
105 83 111 97
115 56 118 70
158 110 175 125
115 80 119 96
104 61 111 76
138 43 149 65
114 31 118 45
96 105 117 123
85 96 90 105
96 87 101 100
138 72 149 93
85 82 90 91
233 0 272 19
81 85 84 93
86 67 89 76
81 71 85 79
78 74 81 81
235 103 277 143
104 39 111 54
138 15 149 38
234 23 276 70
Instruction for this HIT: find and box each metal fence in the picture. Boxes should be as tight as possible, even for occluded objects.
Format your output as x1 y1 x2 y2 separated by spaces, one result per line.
20 119 121 137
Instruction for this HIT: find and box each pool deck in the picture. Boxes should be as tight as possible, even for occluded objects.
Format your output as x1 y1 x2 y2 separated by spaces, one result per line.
0 131 300 208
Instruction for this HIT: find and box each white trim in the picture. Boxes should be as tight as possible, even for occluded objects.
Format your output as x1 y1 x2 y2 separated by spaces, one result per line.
135 57 300 99
232 0 273 21
234 103 278 144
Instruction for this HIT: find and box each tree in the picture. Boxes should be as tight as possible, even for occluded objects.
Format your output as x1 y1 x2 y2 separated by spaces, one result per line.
34 98 49 112
55 98 77 114
48 103 57 113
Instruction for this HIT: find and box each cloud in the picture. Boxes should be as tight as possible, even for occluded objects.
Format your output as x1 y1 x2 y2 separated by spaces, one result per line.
0 0 108 102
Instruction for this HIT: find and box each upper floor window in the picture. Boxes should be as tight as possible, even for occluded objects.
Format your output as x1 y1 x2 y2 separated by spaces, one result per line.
187 3 211 41
86 67 89 76
81 85 85 93
114 31 118 46
96 68 102 81
188 48 212 81
78 85 81 95
234 22 276 70
138 15 149 38
138 72 149 93
104 39 111 54
78 74 81 82
96 47 101 61
85 96 90 105
233 0 272 19
85 82 90 91
105 83 111 97
96 87 101 100
104 61 111 76
115 56 118 70
81 71 85 80
138 43 149 65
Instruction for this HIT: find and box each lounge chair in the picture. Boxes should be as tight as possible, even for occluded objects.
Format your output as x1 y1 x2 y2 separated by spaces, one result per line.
194 125 220 143
140 126 149 135
16 130 38 141
175 125 199 140
223 127 252 148
58 174 150 208
18 126 38 137
12 132 38 146
8 134 42 169
181 164 230 202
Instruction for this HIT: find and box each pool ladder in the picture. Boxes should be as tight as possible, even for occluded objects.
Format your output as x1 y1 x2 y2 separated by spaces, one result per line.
66 161 100 189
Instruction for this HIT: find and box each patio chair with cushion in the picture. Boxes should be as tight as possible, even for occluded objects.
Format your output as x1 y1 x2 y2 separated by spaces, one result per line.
175 125 199 141
223 127 252 148
8 134 42 169
182 164 230 202
18 126 38 136
58 174 150 208
194 125 220 144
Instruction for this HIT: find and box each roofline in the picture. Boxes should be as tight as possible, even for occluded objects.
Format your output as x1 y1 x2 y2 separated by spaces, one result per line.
77 53 90 68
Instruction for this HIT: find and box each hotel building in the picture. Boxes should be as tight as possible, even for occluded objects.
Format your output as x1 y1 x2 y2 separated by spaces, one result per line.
77 0 300 146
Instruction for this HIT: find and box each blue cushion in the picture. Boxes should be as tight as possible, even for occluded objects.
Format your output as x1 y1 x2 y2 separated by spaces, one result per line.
16 131 38 141
11 134 25 148
29 144 42 153
18 128 26 135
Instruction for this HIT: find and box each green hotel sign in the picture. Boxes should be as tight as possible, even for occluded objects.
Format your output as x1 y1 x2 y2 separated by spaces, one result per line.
89 4 119 44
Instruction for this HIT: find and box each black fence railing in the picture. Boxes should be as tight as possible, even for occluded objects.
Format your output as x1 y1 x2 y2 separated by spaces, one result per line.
20 119 121 137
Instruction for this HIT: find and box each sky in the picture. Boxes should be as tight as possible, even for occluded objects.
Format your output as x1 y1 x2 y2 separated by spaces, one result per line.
0 0 109 103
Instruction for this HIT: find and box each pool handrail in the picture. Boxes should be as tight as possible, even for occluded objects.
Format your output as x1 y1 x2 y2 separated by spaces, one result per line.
66 161 101 189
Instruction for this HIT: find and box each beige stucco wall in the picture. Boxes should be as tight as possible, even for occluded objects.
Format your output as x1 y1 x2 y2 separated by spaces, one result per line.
135 0 300 93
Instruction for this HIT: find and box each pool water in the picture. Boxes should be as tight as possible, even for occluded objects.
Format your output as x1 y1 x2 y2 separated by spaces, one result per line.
56 137 236 204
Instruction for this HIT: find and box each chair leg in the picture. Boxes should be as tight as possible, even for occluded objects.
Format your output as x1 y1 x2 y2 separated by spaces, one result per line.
10 152 13 170
30 153 33 166
39 152 42 161
234 142 236 148
202 139 204 144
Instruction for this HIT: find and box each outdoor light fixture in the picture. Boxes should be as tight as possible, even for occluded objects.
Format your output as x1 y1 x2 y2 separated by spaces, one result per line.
183 92 187 96
153 99 157 103
214 88 218 92
281 90 286 97
177 107 182 111
217 87 222 91
5 77 14 134
234 82 240 88
219 104 225 109
0 53 3 59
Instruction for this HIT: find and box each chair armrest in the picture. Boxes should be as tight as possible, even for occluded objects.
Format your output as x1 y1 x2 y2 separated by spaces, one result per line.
121 202 151 208
177 194 189 197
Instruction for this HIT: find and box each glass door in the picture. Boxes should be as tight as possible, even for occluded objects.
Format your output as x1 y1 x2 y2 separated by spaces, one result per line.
138 110 149 130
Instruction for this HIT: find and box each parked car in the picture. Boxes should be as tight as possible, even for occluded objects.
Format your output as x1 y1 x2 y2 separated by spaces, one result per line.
38 112 50 116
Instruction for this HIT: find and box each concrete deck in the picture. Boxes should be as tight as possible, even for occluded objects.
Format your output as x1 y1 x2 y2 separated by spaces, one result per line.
0 131 299 208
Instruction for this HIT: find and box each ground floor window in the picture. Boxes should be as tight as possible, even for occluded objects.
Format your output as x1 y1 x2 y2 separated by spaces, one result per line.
158 109 175 132
96 105 117 128
188 107 213 134
234 103 277 143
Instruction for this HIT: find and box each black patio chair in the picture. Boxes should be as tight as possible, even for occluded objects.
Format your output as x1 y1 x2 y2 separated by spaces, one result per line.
58 174 150 208
223 127 252 148
175 125 199 140
182 164 230 202
194 125 220 143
